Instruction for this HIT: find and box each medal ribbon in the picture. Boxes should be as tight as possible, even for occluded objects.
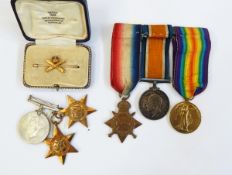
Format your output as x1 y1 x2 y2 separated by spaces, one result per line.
173 27 211 100
140 25 172 81
111 23 141 96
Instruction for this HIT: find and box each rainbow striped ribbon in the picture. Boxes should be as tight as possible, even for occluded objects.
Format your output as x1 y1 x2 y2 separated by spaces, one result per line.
111 23 141 96
140 25 172 81
173 27 211 100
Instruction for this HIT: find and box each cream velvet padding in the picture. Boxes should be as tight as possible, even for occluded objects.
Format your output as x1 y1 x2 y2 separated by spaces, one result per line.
15 0 88 40
24 45 90 88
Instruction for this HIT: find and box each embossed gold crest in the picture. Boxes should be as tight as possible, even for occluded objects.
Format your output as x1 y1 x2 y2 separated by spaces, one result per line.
170 101 201 134
46 56 66 73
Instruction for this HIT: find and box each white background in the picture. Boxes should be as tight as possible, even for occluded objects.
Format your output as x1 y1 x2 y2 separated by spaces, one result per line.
0 0 231 174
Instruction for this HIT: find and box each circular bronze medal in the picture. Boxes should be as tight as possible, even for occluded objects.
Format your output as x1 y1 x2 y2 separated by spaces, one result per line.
139 88 170 120
170 101 201 134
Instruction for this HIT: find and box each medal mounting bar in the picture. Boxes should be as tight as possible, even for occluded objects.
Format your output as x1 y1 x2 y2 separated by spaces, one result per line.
139 78 170 84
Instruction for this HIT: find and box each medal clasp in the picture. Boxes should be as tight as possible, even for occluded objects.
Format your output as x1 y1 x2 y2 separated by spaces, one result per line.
28 95 60 112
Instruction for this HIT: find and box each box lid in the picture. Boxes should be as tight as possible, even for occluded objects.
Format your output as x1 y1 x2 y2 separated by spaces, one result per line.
11 0 91 42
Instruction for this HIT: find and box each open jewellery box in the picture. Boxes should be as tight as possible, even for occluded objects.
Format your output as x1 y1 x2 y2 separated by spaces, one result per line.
11 0 91 89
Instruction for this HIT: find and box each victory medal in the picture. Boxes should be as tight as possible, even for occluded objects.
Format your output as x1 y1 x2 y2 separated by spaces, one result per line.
170 27 211 134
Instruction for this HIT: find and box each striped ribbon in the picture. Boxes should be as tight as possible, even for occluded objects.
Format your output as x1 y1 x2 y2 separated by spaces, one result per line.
111 23 141 96
173 27 211 100
140 25 172 81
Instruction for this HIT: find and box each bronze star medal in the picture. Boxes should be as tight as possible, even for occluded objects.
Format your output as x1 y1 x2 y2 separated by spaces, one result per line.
59 96 96 128
45 125 78 164
105 98 142 143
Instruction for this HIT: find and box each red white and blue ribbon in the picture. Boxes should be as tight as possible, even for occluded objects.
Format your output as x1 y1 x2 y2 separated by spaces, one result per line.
111 23 141 96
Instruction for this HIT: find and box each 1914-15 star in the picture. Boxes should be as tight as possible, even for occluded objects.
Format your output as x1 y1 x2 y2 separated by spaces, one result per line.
45 125 78 164
105 99 142 143
59 96 96 128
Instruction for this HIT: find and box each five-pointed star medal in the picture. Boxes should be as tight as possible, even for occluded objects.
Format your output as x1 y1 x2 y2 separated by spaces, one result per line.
105 99 142 143
45 125 78 164
59 95 96 128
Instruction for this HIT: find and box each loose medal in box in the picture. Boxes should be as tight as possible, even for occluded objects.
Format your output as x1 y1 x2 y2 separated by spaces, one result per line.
11 0 91 89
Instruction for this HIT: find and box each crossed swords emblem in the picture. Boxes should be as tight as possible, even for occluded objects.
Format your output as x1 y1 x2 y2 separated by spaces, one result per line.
33 56 80 73
46 56 66 73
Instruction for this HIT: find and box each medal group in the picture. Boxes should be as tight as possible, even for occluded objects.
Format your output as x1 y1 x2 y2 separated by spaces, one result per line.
109 23 211 139
12 0 211 165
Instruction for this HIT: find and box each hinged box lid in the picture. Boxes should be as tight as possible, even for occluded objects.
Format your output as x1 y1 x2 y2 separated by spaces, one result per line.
11 0 91 42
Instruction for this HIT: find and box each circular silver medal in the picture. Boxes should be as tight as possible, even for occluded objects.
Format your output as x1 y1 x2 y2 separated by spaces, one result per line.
139 88 170 120
18 111 50 144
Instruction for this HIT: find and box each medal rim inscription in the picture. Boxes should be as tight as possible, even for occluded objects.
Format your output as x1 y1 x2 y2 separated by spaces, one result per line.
18 111 50 144
170 101 201 134
139 88 170 120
